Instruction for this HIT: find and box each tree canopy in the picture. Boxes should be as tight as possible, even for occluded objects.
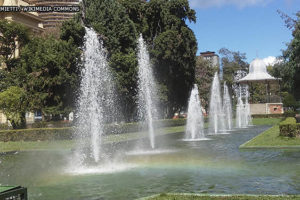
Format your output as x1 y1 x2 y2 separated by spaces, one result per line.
84 0 197 119
271 11 300 102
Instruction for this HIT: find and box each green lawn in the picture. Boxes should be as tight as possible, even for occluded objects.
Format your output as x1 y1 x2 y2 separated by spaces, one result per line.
251 118 282 126
0 126 185 153
142 193 300 200
0 117 290 152
240 125 300 148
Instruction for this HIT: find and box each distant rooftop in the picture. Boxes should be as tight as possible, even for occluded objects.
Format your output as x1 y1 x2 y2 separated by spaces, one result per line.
200 51 219 57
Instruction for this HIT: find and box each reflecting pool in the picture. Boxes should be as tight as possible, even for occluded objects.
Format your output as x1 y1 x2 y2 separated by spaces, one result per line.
0 125 299 200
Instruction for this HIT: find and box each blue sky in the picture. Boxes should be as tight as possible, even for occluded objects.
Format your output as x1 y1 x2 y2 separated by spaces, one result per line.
187 0 300 63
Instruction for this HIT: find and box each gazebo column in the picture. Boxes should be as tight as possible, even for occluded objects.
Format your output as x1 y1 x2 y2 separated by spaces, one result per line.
265 81 268 103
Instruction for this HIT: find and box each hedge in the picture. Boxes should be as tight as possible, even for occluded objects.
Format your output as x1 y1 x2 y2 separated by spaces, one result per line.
0 119 186 142
279 117 300 137
0 127 73 142
252 114 284 118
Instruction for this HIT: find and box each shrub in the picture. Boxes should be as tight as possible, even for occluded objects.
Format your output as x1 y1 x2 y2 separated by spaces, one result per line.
252 114 284 118
0 119 186 141
279 117 300 137
0 123 11 130
28 121 73 128
284 110 296 117
0 127 73 142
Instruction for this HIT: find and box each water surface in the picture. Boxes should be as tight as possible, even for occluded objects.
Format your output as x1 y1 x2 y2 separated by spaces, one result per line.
0 125 299 200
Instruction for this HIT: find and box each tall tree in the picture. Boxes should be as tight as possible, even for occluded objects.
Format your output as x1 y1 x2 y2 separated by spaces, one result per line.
85 0 138 121
0 20 30 72
272 11 300 101
195 56 218 111
219 48 249 97
16 36 82 117
84 0 197 119
144 0 197 116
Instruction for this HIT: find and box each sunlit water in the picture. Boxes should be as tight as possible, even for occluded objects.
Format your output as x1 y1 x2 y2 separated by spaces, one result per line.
209 73 226 134
223 83 233 130
186 84 205 139
137 35 159 149
1 126 300 200
74 27 117 164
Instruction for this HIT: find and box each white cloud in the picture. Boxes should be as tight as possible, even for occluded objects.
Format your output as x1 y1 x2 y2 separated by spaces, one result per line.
262 56 282 66
189 0 273 9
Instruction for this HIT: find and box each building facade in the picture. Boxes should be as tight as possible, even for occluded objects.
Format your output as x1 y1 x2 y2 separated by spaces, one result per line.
28 0 79 30
200 51 220 68
0 0 44 33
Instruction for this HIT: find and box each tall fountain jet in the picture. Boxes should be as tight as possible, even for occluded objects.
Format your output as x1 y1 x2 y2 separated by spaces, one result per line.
244 85 252 126
223 83 233 130
236 85 252 128
236 86 243 128
75 27 117 164
209 72 226 134
185 84 205 139
137 35 158 149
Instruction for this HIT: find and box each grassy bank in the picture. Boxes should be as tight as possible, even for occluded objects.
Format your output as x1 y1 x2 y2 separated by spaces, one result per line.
0 126 185 153
251 118 282 125
141 193 300 200
240 125 300 149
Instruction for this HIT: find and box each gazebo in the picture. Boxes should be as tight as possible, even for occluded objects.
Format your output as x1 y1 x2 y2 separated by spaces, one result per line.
238 58 283 115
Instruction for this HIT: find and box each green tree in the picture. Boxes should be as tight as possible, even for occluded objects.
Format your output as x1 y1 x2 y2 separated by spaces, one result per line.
219 48 249 100
17 36 81 117
282 92 298 110
195 56 218 110
0 20 30 71
60 17 85 47
0 86 26 129
144 0 197 116
282 12 300 100
84 0 197 119
85 0 138 121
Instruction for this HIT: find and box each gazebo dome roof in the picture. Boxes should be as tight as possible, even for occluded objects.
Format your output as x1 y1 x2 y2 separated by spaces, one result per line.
238 58 279 83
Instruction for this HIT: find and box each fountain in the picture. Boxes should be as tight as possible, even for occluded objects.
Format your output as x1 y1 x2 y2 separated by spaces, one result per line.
244 85 252 126
74 27 117 164
137 34 158 149
223 83 233 130
209 72 226 134
236 86 243 128
185 84 206 140
235 85 252 128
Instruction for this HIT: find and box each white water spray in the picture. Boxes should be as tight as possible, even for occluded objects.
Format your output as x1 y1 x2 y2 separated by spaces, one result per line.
223 83 233 130
137 35 158 149
209 72 226 134
185 84 205 139
236 85 252 128
75 27 117 164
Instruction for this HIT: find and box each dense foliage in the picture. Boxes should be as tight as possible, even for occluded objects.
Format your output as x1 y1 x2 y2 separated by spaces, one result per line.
0 0 197 127
84 0 197 119
0 86 27 128
0 20 30 71
0 19 84 126
195 56 218 110
272 11 300 104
